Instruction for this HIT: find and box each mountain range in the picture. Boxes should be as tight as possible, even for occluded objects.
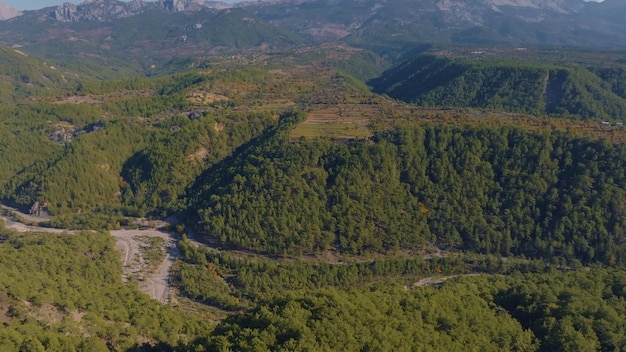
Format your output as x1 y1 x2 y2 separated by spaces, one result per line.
0 0 624 61
0 1 303 76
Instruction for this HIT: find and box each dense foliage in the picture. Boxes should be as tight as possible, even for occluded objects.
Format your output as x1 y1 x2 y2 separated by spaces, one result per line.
190 117 626 264
0 226 211 351
188 270 626 351
5 39 626 352
370 54 626 120
201 286 536 352
176 235 558 308
0 71 277 220
0 47 71 102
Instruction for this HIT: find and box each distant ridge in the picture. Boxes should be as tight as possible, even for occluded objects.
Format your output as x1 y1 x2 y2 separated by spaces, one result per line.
0 0 626 70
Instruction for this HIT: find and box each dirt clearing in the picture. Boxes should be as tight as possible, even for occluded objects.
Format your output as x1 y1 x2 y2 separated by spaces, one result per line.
110 229 179 303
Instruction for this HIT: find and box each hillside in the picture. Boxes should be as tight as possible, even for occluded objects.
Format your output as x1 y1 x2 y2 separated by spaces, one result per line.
0 46 73 102
5 26 626 350
184 113 626 264
0 6 305 77
4 45 626 221
245 0 626 53
4 220 626 350
370 53 626 120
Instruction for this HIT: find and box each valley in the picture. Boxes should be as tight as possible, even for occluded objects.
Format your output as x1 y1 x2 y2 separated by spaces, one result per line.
2 0 626 350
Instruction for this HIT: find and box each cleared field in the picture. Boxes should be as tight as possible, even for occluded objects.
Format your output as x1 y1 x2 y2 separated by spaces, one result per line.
292 106 372 139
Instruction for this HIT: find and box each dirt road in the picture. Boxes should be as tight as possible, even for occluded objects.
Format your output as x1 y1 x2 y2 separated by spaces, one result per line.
1 219 71 233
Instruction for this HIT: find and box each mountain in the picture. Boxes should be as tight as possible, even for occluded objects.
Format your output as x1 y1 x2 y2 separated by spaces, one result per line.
0 1 20 20
0 0 625 75
242 0 626 53
0 2 304 76
50 0 213 22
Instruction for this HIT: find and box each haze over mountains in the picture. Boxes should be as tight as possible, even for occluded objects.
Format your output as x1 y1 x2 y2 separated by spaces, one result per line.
0 0 625 53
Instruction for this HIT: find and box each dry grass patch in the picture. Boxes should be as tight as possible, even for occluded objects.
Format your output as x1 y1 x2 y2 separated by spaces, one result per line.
291 122 371 139
291 106 372 139
187 146 209 161
188 91 229 104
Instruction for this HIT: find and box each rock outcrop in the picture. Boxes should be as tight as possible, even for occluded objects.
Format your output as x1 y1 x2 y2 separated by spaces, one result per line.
29 201 48 217
160 0 207 12
51 0 214 22
54 0 150 22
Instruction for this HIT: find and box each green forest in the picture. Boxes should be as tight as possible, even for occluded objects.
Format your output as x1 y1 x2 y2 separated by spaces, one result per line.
371 54 626 120
3 224 626 351
188 112 626 265
3 38 626 351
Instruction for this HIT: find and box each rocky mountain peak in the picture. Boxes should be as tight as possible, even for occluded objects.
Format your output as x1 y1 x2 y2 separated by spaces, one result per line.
53 0 150 22
160 0 207 12
50 0 211 22
0 0 21 20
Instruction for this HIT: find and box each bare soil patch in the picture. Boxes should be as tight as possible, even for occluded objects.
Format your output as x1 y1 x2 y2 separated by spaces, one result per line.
110 229 179 303
54 96 102 104
188 91 229 104
187 146 209 161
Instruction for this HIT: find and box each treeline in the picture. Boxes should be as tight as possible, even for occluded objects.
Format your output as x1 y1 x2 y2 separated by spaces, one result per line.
176 235 560 309
370 54 626 120
187 269 626 351
189 115 626 264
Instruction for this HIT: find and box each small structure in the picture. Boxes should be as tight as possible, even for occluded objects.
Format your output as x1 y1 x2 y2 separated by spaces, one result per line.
188 112 202 120
29 201 48 217
617 122 624 127
602 121 611 126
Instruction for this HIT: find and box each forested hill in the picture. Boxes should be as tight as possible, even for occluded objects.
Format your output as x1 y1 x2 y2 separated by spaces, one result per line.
0 7 305 77
0 46 72 102
187 112 626 264
370 54 626 120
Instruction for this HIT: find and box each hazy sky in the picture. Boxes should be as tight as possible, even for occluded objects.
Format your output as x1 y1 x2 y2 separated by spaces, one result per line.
4 0 605 11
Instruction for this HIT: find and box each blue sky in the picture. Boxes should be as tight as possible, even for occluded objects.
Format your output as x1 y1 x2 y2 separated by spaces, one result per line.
5 1 128 11
6 1 87 11
4 0 605 11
